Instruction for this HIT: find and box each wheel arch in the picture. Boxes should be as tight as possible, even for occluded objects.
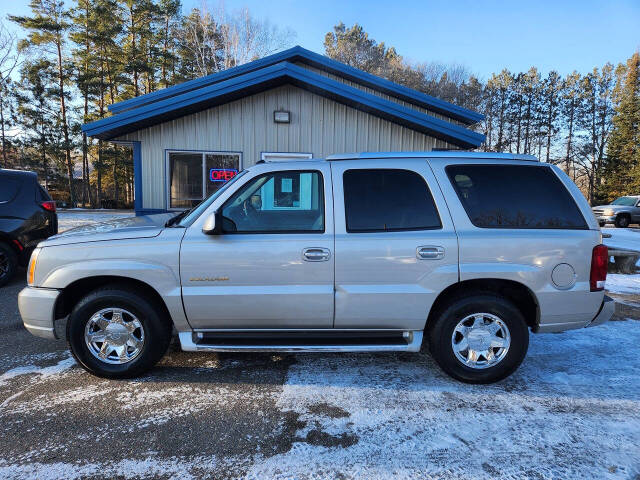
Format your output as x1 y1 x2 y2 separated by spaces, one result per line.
425 278 539 332
54 275 173 328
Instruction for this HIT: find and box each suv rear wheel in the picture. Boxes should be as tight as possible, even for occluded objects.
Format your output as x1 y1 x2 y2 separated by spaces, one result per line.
0 242 17 287
67 286 172 378
428 294 529 384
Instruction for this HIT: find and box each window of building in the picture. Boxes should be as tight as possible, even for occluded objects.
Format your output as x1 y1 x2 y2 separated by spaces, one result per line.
343 169 442 232
446 164 588 229
168 151 241 209
221 170 324 233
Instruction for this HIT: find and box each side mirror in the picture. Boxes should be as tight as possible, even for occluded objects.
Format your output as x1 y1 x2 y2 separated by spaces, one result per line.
202 211 221 235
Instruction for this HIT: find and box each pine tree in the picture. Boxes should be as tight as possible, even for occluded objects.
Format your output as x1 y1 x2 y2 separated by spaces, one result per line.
10 0 76 205
601 52 640 200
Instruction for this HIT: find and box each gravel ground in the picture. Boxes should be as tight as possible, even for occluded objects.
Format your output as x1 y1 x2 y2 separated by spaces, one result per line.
1 212 639 479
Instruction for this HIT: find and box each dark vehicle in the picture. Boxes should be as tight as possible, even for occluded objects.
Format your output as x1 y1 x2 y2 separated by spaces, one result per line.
0 169 58 286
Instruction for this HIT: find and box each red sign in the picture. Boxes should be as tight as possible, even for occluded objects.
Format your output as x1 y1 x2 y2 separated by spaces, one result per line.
210 168 238 182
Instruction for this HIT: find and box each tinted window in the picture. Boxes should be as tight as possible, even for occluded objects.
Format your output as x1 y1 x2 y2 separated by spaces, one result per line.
446 164 587 229
0 178 21 203
343 169 441 232
221 171 324 233
37 185 51 201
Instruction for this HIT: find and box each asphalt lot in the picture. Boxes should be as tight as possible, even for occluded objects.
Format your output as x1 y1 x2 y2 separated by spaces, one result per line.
1 212 639 479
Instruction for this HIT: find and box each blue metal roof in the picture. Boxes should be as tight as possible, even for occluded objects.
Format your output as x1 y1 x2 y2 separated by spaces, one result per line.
108 46 483 125
83 61 485 148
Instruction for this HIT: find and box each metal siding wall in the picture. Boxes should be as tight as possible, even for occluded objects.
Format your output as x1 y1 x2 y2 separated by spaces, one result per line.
116 85 445 210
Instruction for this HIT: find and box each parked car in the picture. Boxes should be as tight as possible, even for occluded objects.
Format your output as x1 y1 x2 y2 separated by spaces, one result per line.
18 152 613 383
0 169 57 287
592 195 640 228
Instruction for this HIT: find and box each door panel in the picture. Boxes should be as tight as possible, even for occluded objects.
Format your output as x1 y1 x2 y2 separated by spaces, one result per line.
331 159 459 330
180 165 334 329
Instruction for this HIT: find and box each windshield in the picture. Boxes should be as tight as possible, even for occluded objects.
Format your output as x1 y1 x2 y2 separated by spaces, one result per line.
611 196 637 206
177 170 248 226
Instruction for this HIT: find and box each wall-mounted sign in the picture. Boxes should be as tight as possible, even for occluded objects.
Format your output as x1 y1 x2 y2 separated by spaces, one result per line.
209 168 238 182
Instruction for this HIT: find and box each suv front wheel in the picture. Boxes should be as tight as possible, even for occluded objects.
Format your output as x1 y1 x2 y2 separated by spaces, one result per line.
615 214 630 228
67 286 172 378
428 294 529 384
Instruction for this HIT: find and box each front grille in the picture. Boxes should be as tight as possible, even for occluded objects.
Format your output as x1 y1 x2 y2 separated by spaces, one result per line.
593 209 604 216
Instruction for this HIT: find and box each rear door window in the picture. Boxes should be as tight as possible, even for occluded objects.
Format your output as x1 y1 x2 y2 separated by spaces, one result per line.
343 169 441 232
446 164 587 229
0 178 21 203
37 185 52 201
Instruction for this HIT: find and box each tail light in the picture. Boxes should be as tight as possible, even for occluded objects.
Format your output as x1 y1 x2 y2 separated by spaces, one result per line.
590 244 608 292
40 201 56 212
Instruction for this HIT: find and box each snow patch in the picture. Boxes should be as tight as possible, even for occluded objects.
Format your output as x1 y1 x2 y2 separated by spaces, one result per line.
247 320 640 479
606 273 640 294
0 356 76 387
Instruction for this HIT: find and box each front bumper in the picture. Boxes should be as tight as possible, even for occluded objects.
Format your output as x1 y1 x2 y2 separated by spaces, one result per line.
18 287 61 340
595 215 616 223
586 295 615 328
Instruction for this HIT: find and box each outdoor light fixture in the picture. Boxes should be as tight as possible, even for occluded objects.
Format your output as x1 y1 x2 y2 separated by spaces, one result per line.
273 110 290 124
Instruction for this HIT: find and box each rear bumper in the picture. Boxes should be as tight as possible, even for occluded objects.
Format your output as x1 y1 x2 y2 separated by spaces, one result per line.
585 295 614 328
18 287 60 340
536 295 614 333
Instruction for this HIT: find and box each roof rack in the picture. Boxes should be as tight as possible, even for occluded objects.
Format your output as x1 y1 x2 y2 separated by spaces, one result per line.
325 151 539 162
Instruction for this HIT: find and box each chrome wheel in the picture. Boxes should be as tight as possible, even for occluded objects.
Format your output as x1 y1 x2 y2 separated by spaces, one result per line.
451 313 511 369
84 308 145 365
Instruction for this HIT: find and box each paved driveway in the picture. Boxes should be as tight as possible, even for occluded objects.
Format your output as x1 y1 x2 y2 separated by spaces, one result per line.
0 213 639 479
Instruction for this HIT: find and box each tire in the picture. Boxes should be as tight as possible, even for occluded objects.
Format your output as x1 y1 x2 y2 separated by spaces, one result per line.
615 214 630 228
428 293 529 384
66 286 172 379
0 242 18 287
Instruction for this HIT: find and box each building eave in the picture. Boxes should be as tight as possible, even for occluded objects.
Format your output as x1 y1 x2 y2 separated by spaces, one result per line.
107 46 484 125
82 62 485 149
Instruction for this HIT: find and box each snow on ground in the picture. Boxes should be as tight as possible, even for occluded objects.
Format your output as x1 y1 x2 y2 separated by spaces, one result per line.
2 320 639 479
606 273 640 295
603 227 640 252
57 210 134 232
245 319 640 480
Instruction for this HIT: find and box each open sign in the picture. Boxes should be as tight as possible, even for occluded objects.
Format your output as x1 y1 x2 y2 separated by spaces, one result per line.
209 168 238 182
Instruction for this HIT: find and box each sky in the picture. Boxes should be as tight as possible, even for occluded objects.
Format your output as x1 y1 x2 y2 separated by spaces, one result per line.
1 0 639 80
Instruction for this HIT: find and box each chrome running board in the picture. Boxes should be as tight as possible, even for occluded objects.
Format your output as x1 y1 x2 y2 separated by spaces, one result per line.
178 330 423 353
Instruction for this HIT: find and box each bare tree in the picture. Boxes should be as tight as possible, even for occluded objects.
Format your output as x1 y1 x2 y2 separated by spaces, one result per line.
0 20 20 167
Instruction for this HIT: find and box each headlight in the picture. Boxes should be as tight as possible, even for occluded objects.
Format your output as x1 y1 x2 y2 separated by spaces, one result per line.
604 209 614 216
28 247 40 286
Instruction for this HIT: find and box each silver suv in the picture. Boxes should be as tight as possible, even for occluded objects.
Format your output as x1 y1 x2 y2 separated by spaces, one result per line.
19 152 613 384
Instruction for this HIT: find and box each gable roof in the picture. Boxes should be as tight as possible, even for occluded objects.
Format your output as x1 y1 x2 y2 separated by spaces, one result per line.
82 61 485 148
108 46 483 125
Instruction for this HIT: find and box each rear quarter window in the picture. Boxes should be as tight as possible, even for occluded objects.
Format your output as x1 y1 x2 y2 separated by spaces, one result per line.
446 164 588 229
0 178 22 203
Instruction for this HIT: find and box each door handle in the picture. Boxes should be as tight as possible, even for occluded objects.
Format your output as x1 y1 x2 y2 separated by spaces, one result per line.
417 246 445 260
303 247 331 262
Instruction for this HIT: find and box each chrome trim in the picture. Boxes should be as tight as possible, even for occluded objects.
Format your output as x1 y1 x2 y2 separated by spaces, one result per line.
178 331 423 353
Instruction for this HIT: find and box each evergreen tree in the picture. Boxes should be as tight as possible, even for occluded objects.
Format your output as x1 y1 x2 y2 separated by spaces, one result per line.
601 52 640 200
10 0 76 205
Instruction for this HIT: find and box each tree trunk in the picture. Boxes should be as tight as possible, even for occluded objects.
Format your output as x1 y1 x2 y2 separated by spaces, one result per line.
56 38 75 206
0 94 6 168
